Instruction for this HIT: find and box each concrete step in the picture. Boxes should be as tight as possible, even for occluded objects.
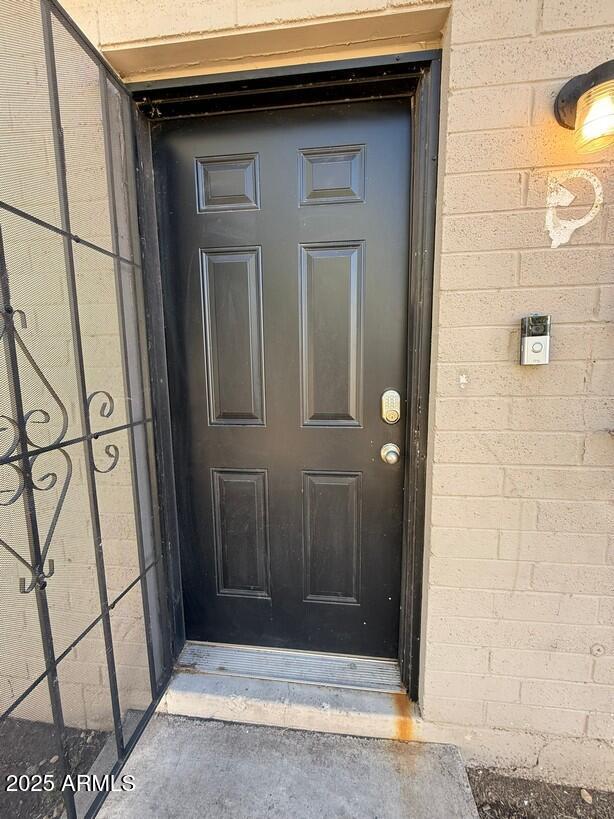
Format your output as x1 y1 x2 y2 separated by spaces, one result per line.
160 669 418 741
99 714 479 819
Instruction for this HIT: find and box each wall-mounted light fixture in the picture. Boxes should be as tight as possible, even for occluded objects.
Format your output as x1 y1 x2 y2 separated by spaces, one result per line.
555 60 614 153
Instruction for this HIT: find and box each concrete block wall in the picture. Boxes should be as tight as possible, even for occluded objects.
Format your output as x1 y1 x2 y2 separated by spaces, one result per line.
419 0 614 789
49 0 614 788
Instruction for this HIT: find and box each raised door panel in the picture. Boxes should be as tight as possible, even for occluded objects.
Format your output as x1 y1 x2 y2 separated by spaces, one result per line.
196 153 260 211
200 247 265 425
212 469 271 598
299 242 364 427
299 145 365 205
302 471 362 604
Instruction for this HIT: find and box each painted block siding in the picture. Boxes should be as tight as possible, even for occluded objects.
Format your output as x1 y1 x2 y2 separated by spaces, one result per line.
54 0 614 790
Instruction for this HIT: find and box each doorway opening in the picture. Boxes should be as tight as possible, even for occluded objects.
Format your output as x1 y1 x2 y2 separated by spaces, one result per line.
133 52 439 698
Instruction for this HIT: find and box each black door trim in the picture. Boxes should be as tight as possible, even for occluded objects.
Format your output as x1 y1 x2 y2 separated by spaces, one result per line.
133 51 440 699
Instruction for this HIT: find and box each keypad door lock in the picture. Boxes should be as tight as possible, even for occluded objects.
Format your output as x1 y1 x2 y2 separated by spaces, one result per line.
381 389 401 424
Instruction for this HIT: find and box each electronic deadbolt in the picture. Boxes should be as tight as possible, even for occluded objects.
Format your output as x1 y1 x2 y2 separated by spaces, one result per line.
381 389 401 424
520 315 551 366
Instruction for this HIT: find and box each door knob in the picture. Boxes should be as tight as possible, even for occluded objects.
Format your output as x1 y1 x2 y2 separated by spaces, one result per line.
380 443 401 465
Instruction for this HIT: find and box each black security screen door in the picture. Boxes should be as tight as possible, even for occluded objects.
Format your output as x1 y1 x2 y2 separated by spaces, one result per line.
155 98 411 658
0 2 179 817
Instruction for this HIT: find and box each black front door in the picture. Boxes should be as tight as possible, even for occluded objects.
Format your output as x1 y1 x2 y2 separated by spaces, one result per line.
154 98 411 658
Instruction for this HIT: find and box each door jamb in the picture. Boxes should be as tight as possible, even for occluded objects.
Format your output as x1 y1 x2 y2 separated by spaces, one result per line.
399 58 439 698
132 51 440 699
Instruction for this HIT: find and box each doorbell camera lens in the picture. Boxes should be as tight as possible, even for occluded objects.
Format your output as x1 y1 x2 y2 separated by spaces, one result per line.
521 315 550 338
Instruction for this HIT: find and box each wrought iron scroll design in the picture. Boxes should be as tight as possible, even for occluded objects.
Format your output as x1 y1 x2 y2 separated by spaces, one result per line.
1 309 69 454
88 390 121 474
0 449 72 593
0 306 119 592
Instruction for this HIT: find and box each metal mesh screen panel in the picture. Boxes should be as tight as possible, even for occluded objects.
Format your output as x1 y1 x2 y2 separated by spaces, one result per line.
0 0 61 227
1 2 172 816
58 622 118 819
108 580 152 745
0 209 83 443
51 14 113 253
72 243 129 433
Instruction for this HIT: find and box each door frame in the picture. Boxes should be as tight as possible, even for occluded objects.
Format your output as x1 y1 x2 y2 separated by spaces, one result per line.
132 50 440 699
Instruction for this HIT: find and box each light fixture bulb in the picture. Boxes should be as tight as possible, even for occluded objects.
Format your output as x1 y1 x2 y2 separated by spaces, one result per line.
574 79 614 153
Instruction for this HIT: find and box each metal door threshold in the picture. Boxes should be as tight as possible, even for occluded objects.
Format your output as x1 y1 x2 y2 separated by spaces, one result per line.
177 641 404 693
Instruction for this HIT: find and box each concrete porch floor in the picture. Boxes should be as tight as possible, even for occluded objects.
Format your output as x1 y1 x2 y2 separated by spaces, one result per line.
99 714 479 818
